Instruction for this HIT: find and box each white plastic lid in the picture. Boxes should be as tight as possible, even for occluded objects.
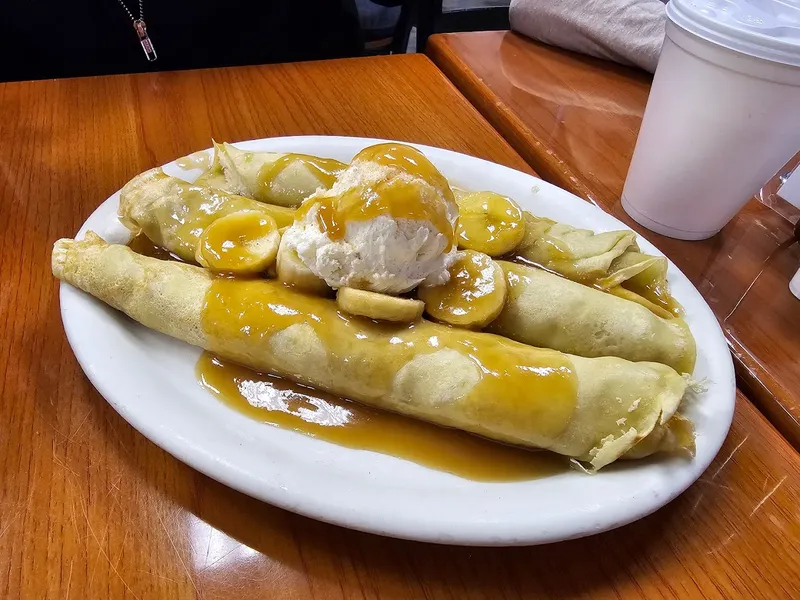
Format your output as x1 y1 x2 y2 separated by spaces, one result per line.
790 265 800 299
778 164 800 208
667 0 800 66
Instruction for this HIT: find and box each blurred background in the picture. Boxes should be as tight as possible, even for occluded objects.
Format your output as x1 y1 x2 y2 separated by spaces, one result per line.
0 0 510 83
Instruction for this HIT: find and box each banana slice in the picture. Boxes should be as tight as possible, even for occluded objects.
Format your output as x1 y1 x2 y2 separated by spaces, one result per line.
418 250 507 329
336 287 424 323
275 240 330 295
456 191 526 257
196 210 280 275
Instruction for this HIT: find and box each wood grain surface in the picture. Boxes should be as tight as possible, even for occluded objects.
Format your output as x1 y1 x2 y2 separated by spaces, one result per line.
428 31 800 450
2 54 800 599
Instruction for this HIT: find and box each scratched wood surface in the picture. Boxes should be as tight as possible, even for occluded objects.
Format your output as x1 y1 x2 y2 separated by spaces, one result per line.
2 54 800 599
428 31 800 450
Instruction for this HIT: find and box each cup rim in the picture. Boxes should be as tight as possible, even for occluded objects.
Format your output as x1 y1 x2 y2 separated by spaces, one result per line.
667 0 800 68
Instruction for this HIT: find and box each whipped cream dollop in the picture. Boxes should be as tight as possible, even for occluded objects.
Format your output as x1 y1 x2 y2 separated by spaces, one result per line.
279 152 459 294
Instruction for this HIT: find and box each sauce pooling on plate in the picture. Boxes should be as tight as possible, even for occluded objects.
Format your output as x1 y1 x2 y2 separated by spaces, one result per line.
197 352 568 482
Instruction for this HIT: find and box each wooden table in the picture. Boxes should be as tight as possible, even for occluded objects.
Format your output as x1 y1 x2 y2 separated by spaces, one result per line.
429 30 800 450
2 54 800 598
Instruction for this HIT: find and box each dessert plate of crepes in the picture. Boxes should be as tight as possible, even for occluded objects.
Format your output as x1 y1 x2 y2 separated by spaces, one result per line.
53 136 734 546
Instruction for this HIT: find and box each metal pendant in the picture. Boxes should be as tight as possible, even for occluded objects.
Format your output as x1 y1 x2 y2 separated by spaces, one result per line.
133 19 157 62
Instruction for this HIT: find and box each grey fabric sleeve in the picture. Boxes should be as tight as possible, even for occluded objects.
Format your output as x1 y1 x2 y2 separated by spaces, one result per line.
509 0 668 73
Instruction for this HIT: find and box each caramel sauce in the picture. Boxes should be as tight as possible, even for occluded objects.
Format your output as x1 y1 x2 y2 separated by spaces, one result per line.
127 233 183 261
299 178 455 250
418 251 506 328
197 352 567 481
503 262 530 302
197 211 278 274
295 143 457 250
354 143 455 204
257 153 346 203
605 285 675 320
176 151 212 171
201 278 577 445
622 277 684 318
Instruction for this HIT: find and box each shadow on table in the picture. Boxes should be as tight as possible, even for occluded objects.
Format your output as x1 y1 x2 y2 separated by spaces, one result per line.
183 474 677 597
104 407 684 598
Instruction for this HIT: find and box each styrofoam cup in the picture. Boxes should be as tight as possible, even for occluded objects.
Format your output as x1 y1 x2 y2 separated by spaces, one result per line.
622 6 800 240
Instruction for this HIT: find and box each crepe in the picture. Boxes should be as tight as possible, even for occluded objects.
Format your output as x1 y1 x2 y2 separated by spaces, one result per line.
488 262 696 374
193 161 229 190
211 142 346 207
601 251 683 318
516 213 634 279
119 168 295 262
514 213 683 317
52 233 694 470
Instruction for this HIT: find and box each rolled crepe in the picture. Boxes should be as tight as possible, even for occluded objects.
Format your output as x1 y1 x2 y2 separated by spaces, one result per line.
52 233 694 469
193 162 229 190
119 168 296 262
514 212 683 317
514 213 635 281
602 251 683 318
213 142 346 207
488 262 696 374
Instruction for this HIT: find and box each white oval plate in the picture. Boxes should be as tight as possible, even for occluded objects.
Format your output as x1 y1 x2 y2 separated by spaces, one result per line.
59 136 735 546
